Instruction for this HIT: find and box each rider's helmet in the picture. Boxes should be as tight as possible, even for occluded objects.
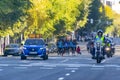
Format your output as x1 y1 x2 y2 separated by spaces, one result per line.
97 29 103 37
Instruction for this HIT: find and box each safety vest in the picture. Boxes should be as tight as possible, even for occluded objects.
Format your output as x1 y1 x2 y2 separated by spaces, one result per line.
95 35 105 45
106 43 110 47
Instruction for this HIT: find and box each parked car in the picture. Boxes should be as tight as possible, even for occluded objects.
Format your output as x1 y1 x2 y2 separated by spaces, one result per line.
4 44 20 56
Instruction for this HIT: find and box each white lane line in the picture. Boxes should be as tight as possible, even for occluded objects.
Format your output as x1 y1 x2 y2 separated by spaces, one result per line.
65 68 78 70
42 65 56 67
101 59 106 63
65 73 70 76
29 62 57 67
104 64 119 67
19 64 32 67
71 70 76 73
0 69 3 71
101 57 118 63
20 61 30 63
14 67 27 69
0 64 9 67
92 65 104 68
58 77 64 80
40 67 53 70
61 59 69 63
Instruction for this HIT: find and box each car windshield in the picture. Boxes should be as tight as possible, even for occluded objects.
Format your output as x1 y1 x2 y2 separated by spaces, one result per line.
24 39 45 45
6 44 19 48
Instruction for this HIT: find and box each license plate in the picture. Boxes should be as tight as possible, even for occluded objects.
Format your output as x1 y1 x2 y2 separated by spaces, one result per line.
29 52 37 54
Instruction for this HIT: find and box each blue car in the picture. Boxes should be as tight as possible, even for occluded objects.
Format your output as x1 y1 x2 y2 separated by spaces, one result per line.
21 38 48 60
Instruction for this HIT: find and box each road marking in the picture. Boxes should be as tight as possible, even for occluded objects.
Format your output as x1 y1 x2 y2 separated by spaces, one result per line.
61 59 69 63
19 64 31 67
67 65 81 67
20 60 30 63
0 69 3 71
42 64 57 67
14 67 27 69
58 77 64 80
65 73 70 76
29 62 56 67
92 65 104 68
101 59 106 63
101 57 118 63
50 57 93 60
40 67 53 69
104 64 119 67
65 68 78 70
71 70 76 73
0 64 9 66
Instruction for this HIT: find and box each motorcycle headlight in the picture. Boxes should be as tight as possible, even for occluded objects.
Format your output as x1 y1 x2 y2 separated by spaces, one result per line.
105 47 110 51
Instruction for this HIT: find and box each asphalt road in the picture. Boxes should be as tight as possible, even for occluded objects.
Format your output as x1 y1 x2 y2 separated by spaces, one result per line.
1 50 120 80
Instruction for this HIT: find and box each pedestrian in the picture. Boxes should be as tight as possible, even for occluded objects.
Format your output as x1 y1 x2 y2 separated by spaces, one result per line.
69 39 75 56
76 46 81 55
57 39 64 56
64 39 70 55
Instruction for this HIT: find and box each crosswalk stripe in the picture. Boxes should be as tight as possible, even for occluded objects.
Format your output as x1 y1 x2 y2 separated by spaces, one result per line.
14 67 27 69
65 68 78 70
0 64 9 66
0 69 3 71
40 67 53 69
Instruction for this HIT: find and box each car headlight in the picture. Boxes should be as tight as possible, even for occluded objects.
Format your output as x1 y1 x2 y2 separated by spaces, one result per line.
40 48 44 50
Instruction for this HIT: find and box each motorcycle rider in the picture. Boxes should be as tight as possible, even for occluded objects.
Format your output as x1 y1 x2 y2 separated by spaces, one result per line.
91 29 106 59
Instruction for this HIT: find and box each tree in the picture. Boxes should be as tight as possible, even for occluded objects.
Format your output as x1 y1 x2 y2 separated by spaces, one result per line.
0 0 92 39
0 0 31 37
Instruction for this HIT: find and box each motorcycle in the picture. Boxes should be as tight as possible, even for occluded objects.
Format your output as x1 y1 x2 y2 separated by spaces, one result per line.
104 40 115 58
111 43 115 54
94 42 104 63
105 46 112 58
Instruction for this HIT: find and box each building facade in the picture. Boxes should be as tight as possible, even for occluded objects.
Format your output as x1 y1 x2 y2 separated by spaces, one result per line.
101 0 120 14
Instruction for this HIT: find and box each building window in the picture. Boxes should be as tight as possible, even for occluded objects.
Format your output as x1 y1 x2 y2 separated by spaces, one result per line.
106 1 112 7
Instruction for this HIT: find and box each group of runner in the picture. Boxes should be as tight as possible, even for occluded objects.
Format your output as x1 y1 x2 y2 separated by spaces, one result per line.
56 39 81 56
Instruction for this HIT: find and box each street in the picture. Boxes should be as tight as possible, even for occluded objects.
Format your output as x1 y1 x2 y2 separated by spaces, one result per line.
0 0 120 80
1 49 120 80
